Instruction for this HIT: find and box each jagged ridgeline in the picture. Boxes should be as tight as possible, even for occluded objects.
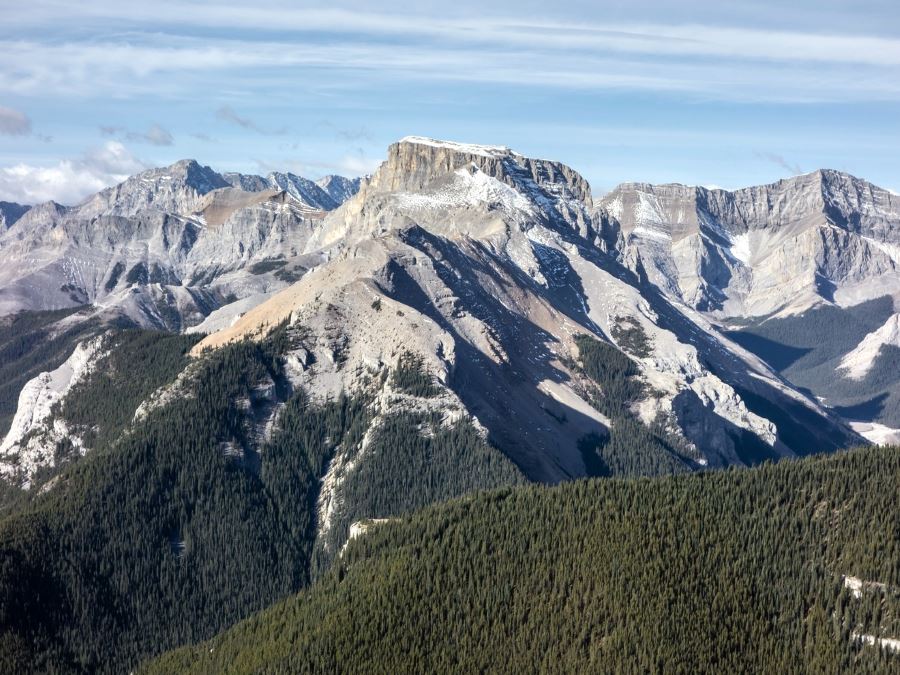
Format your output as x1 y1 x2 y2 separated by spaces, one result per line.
0 135 899 672
0 323 522 673
145 445 900 674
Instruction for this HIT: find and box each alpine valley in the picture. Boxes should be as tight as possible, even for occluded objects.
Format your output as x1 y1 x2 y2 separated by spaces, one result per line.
0 137 898 673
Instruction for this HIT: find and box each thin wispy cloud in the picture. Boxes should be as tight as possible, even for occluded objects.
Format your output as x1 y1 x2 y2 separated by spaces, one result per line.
2 17 900 104
216 106 286 135
101 123 174 146
5 5 900 67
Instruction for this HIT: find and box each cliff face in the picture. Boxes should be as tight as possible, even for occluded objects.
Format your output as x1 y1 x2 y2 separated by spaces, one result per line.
597 170 900 316
0 201 30 230
370 137 593 208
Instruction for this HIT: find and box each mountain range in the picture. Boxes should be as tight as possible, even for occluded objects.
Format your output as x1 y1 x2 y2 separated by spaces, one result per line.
0 137 897 672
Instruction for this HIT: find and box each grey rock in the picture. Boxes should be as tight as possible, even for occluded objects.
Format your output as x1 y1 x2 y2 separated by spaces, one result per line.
0 201 29 229
316 175 362 204
597 170 900 317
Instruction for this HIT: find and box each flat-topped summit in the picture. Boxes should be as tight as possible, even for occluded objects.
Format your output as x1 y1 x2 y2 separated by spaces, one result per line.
397 136 518 158
371 136 592 208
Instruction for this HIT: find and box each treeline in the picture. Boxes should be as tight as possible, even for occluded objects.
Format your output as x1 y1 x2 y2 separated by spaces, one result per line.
573 334 693 476
58 330 202 449
145 444 900 674
0 326 524 672
0 307 98 437
317 410 525 565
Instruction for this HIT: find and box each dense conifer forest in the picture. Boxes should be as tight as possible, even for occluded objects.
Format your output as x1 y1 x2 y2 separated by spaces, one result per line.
0 316 896 674
0 308 100 437
0 326 521 673
58 330 202 449
145 444 900 674
573 334 695 476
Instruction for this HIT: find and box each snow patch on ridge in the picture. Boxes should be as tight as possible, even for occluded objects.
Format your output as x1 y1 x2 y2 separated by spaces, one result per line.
394 166 534 217
398 136 514 158
729 232 752 265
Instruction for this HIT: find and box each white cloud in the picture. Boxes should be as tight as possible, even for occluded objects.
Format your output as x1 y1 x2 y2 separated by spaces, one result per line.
2 15 900 103
102 123 174 145
0 106 32 136
0 141 148 205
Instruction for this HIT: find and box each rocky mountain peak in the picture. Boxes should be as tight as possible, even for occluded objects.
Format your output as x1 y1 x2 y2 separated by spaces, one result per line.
369 136 593 209
75 159 230 218
267 172 338 211
222 171 271 192
316 175 363 204
0 201 30 230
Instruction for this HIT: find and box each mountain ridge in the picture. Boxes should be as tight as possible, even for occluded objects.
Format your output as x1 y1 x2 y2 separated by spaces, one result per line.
0 138 897 674
0 139 892 488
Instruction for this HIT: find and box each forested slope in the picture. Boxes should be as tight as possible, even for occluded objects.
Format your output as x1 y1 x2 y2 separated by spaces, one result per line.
146 445 900 674
0 326 522 673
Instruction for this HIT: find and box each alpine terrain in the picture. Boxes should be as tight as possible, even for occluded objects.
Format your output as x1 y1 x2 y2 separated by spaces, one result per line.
0 137 897 673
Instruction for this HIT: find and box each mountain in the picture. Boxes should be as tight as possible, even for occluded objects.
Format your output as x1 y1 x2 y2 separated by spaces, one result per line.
0 139 873 488
317 174 362 204
597 170 900 318
0 202 29 230
0 161 360 328
0 138 896 672
145 444 900 674
192 137 858 480
596 171 900 440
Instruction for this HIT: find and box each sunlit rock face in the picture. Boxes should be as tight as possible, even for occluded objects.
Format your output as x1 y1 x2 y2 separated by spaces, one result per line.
597 170 900 317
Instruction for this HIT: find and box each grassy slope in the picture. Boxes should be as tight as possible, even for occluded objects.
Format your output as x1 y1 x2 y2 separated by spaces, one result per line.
146 445 900 674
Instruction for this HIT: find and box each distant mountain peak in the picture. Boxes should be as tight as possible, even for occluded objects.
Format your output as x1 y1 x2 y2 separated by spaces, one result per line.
0 201 30 229
316 175 362 205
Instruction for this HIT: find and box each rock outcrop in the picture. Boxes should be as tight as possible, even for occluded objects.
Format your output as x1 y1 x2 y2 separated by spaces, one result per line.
598 170 900 317
0 336 104 488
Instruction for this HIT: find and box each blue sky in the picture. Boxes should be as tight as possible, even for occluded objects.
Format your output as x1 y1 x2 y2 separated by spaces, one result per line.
1 0 899 204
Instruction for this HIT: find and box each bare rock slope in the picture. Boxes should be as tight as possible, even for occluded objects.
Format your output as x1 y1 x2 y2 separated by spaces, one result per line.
195 137 860 481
